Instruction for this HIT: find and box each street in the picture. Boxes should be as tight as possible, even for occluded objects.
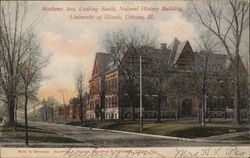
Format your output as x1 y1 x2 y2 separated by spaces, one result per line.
17 120 249 148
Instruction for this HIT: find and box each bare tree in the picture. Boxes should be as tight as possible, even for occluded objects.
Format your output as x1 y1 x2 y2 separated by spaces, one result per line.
75 69 85 123
169 72 192 123
57 89 68 124
41 99 49 122
0 1 44 126
19 39 47 146
103 27 158 121
146 60 171 122
41 96 58 122
190 0 249 124
191 30 223 126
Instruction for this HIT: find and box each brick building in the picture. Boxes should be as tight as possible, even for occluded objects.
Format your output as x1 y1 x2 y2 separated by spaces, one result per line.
67 95 89 120
85 38 248 120
53 95 89 120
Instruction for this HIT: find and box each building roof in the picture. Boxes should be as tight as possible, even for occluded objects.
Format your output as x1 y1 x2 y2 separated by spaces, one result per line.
168 38 180 65
92 52 113 77
173 40 189 64
96 52 113 68
91 38 245 80
192 51 228 74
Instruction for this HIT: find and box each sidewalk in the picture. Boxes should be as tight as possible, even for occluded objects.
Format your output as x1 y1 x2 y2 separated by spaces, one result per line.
35 120 250 144
195 131 250 142
0 123 3 148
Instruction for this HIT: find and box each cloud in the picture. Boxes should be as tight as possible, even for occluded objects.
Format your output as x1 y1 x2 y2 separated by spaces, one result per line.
38 81 76 103
40 31 96 56
155 14 198 44
38 31 96 102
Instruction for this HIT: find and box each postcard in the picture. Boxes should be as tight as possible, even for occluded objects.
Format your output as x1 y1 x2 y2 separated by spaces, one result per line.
0 0 249 158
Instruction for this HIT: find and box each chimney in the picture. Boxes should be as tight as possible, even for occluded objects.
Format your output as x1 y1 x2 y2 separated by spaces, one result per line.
160 43 167 50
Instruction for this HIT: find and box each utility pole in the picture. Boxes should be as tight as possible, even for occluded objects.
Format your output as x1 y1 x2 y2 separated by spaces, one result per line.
58 89 67 124
248 50 250 123
128 55 152 132
140 56 143 133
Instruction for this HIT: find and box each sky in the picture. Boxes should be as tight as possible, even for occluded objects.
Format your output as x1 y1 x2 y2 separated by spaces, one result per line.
9 1 248 104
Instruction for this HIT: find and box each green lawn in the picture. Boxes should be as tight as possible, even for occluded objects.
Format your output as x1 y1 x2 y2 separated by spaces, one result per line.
0 123 81 143
69 120 248 138
28 115 67 124
28 115 249 139
223 135 250 141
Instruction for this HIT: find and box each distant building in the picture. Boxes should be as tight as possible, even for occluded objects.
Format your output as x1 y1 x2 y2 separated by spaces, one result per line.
67 95 89 120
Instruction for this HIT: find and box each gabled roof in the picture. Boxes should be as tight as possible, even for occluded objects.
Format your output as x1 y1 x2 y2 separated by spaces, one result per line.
173 40 189 64
168 38 180 52
168 38 180 65
92 52 113 77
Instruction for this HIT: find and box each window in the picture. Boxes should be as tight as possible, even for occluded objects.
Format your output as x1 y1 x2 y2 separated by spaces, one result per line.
213 96 217 110
112 96 115 108
219 80 225 88
220 96 225 109
230 80 235 88
105 98 108 108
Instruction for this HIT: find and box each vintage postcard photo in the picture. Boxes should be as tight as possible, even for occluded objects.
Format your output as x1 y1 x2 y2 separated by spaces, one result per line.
0 0 249 158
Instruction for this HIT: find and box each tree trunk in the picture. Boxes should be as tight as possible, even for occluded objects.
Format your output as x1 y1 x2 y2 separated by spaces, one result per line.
7 97 15 126
157 96 162 122
79 96 83 124
24 94 29 146
14 104 17 132
201 93 206 126
233 57 240 124
208 104 212 123
51 105 54 122
176 100 179 123
121 105 124 121
131 102 135 121
45 107 48 122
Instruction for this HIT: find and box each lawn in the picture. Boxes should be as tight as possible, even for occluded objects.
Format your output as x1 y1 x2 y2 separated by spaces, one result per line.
0 123 82 143
223 135 250 141
69 120 249 138
28 115 67 124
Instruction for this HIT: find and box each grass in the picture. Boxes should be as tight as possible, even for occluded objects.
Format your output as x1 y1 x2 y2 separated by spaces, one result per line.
69 120 249 138
28 115 67 124
28 115 249 139
0 123 81 143
224 135 250 141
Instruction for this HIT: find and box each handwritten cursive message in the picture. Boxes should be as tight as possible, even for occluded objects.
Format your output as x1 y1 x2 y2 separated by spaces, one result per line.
2 146 249 158
63 148 166 158
174 147 247 158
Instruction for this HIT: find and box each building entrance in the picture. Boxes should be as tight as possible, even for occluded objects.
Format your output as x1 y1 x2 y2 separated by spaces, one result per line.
181 99 192 116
